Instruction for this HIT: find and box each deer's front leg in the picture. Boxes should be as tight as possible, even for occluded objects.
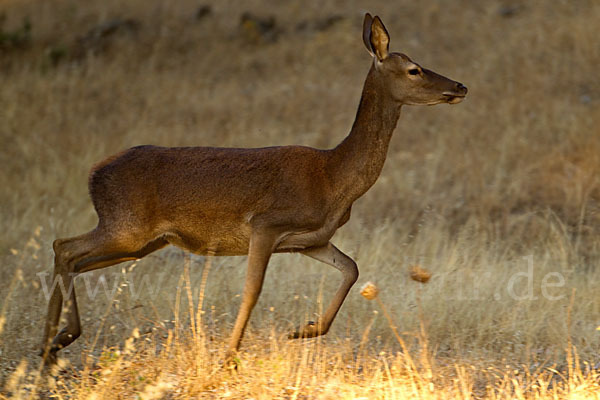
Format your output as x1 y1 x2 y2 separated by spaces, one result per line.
290 242 358 339
226 230 275 359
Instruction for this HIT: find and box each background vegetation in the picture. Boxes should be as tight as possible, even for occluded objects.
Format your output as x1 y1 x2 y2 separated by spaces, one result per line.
1 0 599 397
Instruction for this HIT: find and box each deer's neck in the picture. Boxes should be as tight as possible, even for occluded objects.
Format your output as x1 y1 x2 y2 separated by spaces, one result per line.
329 65 402 202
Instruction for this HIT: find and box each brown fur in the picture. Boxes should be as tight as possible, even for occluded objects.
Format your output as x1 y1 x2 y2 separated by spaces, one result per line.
40 13 467 366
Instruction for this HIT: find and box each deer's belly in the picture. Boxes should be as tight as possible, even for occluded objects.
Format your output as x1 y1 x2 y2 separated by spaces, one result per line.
275 219 342 252
163 222 252 256
162 207 350 255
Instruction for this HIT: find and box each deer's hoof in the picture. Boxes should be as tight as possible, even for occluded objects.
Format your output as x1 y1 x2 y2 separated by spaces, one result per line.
222 351 241 372
288 320 321 339
39 348 58 367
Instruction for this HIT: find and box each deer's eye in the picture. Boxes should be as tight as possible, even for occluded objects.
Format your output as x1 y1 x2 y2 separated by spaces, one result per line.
408 68 420 76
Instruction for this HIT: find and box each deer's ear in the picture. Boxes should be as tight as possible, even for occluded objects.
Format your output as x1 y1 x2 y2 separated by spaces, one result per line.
370 16 389 61
362 13 375 57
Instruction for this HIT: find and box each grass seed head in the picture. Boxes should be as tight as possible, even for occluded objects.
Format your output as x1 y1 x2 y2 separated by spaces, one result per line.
409 265 432 283
360 281 379 300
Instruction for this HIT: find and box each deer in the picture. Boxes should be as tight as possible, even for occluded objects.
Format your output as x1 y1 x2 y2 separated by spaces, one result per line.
40 13 467 366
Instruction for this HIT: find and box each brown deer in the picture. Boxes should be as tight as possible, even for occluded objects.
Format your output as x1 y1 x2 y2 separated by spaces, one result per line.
41 13 467 365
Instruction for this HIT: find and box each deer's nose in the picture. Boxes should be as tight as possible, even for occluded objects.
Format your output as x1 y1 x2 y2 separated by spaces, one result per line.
455 82 468 94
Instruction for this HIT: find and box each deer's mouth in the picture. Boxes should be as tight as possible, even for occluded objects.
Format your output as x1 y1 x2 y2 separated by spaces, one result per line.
443 83 467 104
443 93 466 104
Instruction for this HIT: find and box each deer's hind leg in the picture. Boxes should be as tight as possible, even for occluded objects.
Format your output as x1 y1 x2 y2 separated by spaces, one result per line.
41 227 168 365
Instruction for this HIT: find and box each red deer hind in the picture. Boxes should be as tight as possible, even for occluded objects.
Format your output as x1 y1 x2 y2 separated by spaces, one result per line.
41 13 467 365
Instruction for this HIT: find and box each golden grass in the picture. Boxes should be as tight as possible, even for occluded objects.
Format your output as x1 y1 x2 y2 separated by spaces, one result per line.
1 0 600 398
2 269 599 399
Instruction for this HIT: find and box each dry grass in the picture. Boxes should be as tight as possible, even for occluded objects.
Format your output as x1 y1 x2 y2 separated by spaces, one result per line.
1 0 600 398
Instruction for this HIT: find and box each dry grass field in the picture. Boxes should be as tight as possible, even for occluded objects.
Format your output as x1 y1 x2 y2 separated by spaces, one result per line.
1 0 600 398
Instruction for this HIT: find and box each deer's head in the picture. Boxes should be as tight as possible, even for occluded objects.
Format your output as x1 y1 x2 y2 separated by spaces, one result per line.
363 13 467 106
